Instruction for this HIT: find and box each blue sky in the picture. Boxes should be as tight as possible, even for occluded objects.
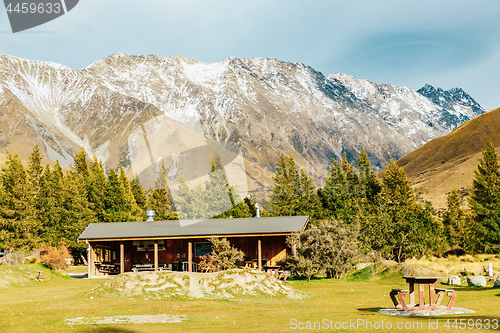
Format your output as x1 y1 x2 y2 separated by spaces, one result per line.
1 0 499 110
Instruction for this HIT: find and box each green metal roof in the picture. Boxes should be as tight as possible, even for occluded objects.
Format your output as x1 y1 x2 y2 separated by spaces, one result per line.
78 216 309 241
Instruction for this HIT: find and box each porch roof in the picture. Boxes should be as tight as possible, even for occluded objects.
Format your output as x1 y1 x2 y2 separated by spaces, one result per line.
78 216 309 241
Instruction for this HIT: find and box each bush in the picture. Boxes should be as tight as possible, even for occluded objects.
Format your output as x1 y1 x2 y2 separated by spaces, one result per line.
282 219 359 281
39 242 73 271
197 237 244 272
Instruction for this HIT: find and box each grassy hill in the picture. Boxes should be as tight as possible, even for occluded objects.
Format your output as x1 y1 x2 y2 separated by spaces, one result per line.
396 107 500 210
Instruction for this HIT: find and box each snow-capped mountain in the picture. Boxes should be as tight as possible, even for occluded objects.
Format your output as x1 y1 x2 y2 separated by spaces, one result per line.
0 53 485 192
417 84 484 123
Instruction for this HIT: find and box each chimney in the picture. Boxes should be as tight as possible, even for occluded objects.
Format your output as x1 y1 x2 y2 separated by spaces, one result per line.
255 203 260 218
146 210 155 221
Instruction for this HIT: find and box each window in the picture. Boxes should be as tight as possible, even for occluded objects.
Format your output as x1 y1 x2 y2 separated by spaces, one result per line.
195 242 212 257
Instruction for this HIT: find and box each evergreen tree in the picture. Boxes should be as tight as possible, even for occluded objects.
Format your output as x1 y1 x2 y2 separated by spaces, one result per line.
442 188 469 250
357 148 381 203
244 197 257 217
0 152 39 250
270 153 300 216
468 139 500 253
130 175 147 213
380 159 443 261
270 153 321 218
174 175 198 220
204 151 234 217
40 162 65 245
148 165 177 220
87 154 107 222
321 153 360 223
103 168 129 222
61 170 97 263
27 144 43 192
118 165 143 221
72 147 89 177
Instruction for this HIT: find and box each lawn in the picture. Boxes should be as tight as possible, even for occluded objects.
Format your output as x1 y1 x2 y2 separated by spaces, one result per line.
0 265 499 332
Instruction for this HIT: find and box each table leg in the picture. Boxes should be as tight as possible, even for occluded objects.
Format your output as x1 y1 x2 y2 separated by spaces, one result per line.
418 284 426 310
428 283 436 310
408 282 415 307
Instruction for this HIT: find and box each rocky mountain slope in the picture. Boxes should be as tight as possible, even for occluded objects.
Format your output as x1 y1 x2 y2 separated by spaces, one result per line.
397 107 500 210
0 53 486 195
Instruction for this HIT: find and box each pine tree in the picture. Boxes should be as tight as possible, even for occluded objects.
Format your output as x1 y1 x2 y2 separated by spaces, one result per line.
103 168 129 222
87 154 107 222
269 153 321 218
40 162 65 245
61 170 97 263
72 147 89 177
442 188 469 249
174 176 197 220
0 152 39 250
244 197 257 217
270 153 299 216
468 139 500 253
130 175 147 213
204 151 234 218
321 153 360 222
380 159 443 261
148 165 177 220
357 148 381 203
118 165 143 221
27 144 43 192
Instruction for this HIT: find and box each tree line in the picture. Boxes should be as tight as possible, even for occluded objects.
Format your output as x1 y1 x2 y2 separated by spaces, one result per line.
1 139 498 268
271 140 500 278
0 146 255 262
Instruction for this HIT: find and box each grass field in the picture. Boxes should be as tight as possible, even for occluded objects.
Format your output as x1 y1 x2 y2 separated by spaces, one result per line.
0 264 499 333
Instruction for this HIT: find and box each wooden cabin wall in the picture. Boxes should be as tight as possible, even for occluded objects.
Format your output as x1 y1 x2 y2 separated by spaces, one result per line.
90 235 289 269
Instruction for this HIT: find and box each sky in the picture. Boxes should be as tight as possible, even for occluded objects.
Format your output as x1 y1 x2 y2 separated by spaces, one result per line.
1 0 499 110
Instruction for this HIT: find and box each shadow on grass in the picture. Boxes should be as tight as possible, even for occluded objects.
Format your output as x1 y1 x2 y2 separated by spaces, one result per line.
357 307 384 313
79 327 138 333
449 286 494 292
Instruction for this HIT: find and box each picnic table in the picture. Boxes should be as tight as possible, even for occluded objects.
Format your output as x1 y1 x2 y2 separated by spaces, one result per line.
404 276 439 310
263 265 281 278
390 276 456 311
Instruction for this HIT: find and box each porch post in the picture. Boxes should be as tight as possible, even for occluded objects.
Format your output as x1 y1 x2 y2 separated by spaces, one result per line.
258 239 262 270
154 241 158 271
188 242 192 272
120 243 124 274
88 242 94 278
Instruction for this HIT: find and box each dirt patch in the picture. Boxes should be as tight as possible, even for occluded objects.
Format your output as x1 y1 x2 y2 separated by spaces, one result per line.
65 314 187 325
90 269 304 299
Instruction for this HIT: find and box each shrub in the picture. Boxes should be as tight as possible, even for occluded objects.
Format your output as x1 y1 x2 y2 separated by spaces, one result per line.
39 242 73 271
197 237 244 272
282 219 360 281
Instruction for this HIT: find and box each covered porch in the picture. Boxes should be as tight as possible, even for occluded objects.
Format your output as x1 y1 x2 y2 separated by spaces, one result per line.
78 216 309 277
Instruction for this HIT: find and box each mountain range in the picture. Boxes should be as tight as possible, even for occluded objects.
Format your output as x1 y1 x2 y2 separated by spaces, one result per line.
0 53 486 195
397 107 500 210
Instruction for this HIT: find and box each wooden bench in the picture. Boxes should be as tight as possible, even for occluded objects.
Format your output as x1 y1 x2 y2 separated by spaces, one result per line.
435 288 456 310
390 289 410 311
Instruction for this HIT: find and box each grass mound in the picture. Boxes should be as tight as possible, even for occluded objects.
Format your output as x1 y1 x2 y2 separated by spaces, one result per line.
90 269 303 300
0 263 65 287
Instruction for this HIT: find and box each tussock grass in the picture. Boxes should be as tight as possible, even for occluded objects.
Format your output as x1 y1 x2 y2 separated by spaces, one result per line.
405 255 500 276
